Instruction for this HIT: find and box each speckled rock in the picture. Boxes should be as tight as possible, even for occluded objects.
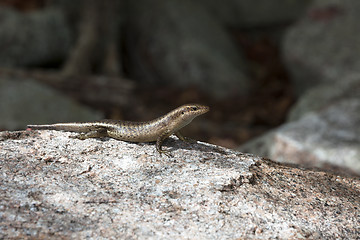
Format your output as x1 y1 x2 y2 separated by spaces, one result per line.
0 130 359 239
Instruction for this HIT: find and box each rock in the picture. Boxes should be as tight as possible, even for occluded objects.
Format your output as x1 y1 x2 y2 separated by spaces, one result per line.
0 7 71 67
268 0 360 174
200 0 313 27
283 0 360 95
276 99 360 174
0 77 103 130
238 129 277 161
125 0 249 98
288 73 360 121
239 98 360 175
239 72 360 175
0 130 359 239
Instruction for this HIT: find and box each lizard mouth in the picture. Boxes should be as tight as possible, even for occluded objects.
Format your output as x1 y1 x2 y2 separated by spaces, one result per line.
198 105 210 115
203 106 210 113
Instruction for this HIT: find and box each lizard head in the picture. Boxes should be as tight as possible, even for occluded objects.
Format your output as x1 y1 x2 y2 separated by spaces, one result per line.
170 104 210 130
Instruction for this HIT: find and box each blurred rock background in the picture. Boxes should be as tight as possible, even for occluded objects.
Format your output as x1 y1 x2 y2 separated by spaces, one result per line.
0 0 359 175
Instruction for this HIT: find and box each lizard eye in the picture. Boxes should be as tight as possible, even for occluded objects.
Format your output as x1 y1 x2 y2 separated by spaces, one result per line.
181 111 185 115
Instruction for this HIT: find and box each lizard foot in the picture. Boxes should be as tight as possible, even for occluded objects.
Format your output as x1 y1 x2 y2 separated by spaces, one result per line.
158 150 173 158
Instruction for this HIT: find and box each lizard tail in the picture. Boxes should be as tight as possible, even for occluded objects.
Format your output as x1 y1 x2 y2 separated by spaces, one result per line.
27 124 58 130
27 123 94 132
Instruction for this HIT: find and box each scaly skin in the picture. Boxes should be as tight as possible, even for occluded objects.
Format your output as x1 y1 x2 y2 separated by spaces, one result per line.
27 104 209 156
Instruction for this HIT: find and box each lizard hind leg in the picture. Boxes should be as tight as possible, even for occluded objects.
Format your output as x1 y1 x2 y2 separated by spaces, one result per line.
70 129 108 140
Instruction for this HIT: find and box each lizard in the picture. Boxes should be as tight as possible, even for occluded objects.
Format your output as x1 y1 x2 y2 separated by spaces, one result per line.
27 104 209 157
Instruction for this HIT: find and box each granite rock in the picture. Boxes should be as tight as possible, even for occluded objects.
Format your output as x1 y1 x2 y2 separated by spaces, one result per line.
0 130 359 239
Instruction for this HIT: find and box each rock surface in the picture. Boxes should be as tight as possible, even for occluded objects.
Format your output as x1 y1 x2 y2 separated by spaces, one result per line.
0 130 359 239
283 0 360 95
239 98 360 175
0 77 103 130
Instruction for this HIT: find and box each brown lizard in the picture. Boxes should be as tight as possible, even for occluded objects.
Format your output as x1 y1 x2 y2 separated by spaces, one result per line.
28 104 209 156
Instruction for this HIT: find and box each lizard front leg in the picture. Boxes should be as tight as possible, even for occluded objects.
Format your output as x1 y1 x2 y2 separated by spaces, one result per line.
156 132 173 157
175 131 196 143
